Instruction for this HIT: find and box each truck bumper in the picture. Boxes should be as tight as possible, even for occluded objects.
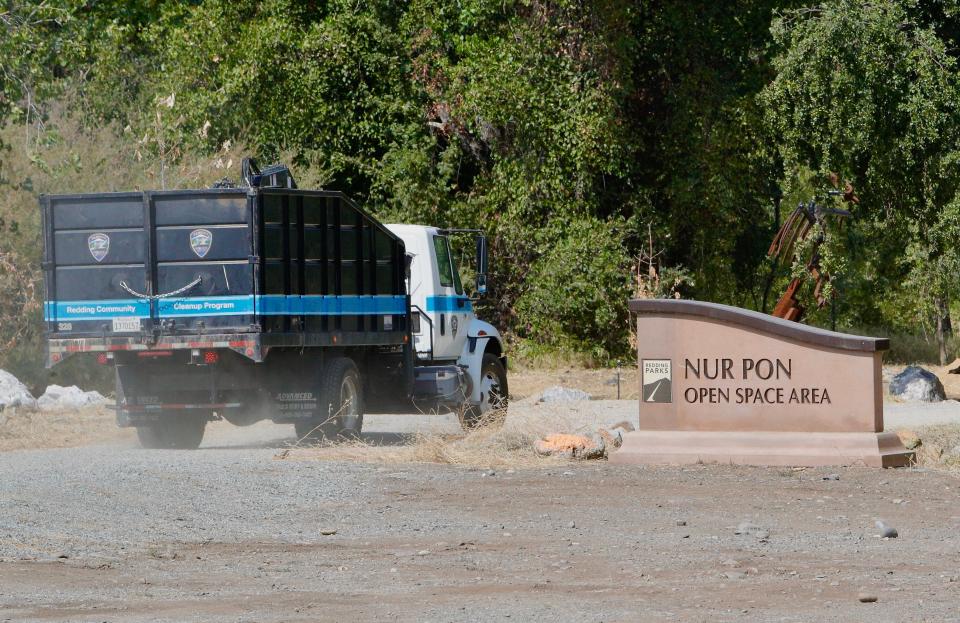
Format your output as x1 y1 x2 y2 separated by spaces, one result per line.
413 365 469 406
45 334 263 368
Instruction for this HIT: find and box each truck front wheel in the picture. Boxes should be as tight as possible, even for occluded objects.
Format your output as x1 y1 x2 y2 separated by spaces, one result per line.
135 414 207 449
459 353 508 430
295 357 364 441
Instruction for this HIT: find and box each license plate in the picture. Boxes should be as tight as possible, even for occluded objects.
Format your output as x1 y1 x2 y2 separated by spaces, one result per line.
112 317 141 332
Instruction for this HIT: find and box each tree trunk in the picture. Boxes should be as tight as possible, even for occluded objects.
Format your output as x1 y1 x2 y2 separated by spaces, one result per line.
935 297 951 365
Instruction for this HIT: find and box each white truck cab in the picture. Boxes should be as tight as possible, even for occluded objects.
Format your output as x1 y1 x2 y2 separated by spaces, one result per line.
386 224 507 422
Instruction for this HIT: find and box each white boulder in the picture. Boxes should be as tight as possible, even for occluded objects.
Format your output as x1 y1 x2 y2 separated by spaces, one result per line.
538 386 592 403
37 385 108 411
0 369 37 410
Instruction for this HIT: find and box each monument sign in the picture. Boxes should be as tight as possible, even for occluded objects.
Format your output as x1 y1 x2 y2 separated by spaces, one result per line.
611 299 913 467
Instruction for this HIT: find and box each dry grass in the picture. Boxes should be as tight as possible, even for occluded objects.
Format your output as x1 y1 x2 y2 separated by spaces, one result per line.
403 419 563 468
278 424 565 469
905 425 960 472
0 406 133 451
277 401 610 468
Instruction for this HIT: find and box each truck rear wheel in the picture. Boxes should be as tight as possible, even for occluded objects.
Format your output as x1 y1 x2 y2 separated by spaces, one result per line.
135 414 206 449
294 357 364 441
459 353 508 430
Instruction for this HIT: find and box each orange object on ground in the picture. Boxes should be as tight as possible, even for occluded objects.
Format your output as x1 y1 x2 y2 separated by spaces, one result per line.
537 434 597 452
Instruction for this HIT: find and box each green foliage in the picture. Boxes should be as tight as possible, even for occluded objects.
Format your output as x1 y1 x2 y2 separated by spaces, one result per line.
763 1 960 334
85 0 647 354
9 0 960 368
514 219 632 360
0 1 79 171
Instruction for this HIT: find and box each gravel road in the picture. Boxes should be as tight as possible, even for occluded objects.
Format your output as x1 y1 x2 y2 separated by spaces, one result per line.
2 401 960 622
884 400 960 429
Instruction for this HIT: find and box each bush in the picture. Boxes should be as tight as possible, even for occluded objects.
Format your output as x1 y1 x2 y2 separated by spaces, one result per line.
514 219 631 361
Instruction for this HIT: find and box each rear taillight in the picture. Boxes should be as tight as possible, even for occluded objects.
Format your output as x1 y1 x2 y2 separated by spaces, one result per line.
96 353 110 365
203 350 219 365
138 350 173 358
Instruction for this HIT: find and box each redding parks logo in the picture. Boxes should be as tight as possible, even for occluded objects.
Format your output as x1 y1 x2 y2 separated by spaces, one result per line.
642 359 672 403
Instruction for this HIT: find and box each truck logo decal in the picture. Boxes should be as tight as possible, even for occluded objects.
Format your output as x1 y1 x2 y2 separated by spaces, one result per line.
451 314 459 338
88 233 110 262
189 228 213 258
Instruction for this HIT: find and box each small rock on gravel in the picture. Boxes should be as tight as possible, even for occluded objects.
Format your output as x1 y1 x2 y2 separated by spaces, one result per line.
822 474 840 481
875 520 898 539
858 593 878 603
897 430 923 450
320 529 337 536
597 428 623 449
734 522 770 540
567 521 576 529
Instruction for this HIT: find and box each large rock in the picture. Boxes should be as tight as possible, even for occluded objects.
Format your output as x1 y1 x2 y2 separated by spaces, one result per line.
539 386 592 403
37 385 108 411
889 366 946 402
0 370 37 410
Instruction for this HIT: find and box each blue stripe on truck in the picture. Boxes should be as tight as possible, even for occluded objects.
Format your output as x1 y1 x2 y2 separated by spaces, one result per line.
46 295 407 320
258 295 406 315
425 295 473 312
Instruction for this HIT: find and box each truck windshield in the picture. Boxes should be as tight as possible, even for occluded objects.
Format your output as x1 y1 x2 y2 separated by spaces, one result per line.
433 235 463 294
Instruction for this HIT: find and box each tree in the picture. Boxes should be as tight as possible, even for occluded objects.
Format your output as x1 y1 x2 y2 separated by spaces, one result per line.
762 0 960 362
0 1 76 175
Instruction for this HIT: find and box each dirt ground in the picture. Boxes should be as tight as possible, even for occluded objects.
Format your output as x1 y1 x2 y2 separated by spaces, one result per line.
508 365 639 401
0 406 134 452
0 363 950 453
2 367 960 622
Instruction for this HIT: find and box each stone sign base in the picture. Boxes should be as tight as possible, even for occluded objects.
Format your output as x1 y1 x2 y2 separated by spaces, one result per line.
610 430 914 468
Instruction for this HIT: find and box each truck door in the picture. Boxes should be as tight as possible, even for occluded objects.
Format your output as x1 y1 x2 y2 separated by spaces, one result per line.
150 191 254 333
42 193 151 336
428 234 472 360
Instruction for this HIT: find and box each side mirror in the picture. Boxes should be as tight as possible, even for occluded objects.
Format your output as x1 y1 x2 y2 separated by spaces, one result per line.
475 235 488 295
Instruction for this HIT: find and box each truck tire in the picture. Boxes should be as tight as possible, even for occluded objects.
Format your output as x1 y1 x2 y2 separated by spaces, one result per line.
295 357 364 441
135 414 206 449
459 353 508 430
